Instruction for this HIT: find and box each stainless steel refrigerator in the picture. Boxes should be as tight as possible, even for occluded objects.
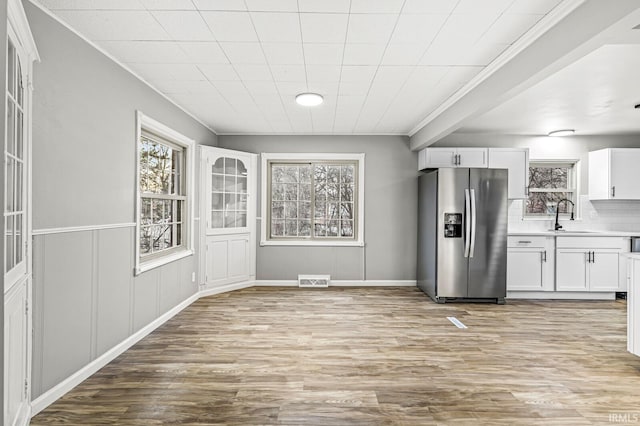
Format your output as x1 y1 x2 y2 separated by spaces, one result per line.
417 168 508 303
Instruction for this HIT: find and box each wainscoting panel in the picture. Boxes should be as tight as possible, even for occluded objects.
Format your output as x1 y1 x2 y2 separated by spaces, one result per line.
31 226 198 400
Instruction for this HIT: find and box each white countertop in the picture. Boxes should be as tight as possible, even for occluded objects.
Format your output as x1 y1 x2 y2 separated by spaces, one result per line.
508 230 640 237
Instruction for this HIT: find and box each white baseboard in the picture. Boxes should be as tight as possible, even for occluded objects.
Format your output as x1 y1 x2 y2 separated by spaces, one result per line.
199 280 255 297
30 292 199 416
254 280 416 287
507 291 616 300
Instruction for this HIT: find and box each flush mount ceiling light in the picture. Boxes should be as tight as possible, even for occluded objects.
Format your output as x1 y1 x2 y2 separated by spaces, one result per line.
548 129 575 137
295 93 323 107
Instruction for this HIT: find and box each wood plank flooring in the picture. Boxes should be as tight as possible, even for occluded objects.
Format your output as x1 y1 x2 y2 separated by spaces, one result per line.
31 287 640 425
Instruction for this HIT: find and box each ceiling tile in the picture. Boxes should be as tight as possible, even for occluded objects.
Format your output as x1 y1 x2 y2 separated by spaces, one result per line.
152 79 219 94
381 43 426 65
38 0 145 9
402 0 457 14
298 0 350 13
481 13 544 44
251 12 302 43
211 80 250 95
200 11 258 41
304 43 344 65
152 11 213 41
346 14 398 44
100 41 189 63
432 13 499 45
244 81 280 95
262 43 304 64
178 42 229 63
343 43 386 65
350 0 404 14
140 0 195 10
55 10 170 40
198 63 239 80
234 64 273 81
192 0 246 11
133 63 206 81
219 42 266 63
270 65 307 82
508 0 562 14
300 13 349 43
306 65 341 82
338 80 372 95
454 0 513 14
307 81 340 95
245 0 298 12
390 14 447 44
275 81 308 95
340 65 377 82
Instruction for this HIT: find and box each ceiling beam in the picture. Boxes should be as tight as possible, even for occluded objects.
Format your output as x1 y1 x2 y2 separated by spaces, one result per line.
409 0 640 151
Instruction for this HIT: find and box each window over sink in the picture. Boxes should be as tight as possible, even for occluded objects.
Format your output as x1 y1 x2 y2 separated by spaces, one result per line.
525 160 578 218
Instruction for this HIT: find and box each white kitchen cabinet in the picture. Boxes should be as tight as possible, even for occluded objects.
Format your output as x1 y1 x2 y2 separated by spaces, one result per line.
627 255 640 356
488 148 529 199
589 148 640 200
419 148 488 169
507 236 554 291
555 237 629 292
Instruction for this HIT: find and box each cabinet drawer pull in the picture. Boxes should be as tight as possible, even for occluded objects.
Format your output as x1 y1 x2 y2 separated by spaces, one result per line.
518 240 532 244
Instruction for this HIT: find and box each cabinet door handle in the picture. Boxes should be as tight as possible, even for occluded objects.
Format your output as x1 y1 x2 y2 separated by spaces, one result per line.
518 240 532 244
612 186 616 198
592 251 595 263
543 250 547 262
457 154 461 166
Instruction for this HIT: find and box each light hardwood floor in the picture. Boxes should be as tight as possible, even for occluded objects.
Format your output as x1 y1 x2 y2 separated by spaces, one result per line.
31 287 640 425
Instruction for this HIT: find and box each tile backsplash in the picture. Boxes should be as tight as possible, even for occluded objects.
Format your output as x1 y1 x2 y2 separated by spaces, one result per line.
508 195 640 232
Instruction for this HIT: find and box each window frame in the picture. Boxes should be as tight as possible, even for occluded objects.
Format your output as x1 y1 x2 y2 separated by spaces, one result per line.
524 159 580 220
135 111 195 275
260 153 365 247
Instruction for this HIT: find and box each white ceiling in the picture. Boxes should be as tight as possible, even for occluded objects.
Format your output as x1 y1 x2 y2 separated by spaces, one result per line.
34 0 564 135
459 42 640 136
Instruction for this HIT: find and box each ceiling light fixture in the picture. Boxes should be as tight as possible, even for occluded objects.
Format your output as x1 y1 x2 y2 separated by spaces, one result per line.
548 129 575 137
296 93 323 107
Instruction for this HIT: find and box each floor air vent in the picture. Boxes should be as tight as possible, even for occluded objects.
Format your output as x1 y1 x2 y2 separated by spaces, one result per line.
298 275 330 288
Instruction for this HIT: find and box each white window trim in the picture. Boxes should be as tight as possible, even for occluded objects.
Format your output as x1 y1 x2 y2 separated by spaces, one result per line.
260 153 365 247
135 111 195 275
523 159 581 221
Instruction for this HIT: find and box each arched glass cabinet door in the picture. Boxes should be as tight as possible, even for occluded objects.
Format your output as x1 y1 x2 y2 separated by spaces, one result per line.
209 156 248 231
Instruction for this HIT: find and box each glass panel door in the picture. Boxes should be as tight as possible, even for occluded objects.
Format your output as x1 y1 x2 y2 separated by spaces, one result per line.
210 156 248 230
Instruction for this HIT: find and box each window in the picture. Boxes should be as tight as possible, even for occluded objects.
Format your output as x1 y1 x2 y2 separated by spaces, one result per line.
210 157 248 229
136 112 194 274
261 153 364 246
525 161 578 218
5 39 26 282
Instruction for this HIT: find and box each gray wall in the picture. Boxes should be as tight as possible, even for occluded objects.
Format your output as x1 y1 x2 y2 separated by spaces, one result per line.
1 0 7 415
434 133 640 194
25 2 217 399
219 135 418 281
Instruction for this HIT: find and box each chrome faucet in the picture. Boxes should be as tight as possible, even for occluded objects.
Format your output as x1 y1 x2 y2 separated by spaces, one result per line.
554 199 575 231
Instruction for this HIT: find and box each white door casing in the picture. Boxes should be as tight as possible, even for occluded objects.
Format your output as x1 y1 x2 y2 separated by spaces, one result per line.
5 0 39 425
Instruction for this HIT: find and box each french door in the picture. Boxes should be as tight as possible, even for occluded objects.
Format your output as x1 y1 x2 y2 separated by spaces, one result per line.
5 1 38 425
199 147 257 290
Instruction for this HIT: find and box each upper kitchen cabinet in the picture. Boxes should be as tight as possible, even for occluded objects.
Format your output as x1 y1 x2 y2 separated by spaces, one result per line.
589 148 640 200
488 148 529 199
419 148 488 169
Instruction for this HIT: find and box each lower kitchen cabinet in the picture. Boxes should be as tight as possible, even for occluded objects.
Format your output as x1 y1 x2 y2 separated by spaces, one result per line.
555 237 629 292
556 249 620 291
507 236 554 291
628 255 640 356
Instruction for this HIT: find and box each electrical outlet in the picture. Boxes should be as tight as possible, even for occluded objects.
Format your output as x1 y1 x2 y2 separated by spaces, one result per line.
191 272 196 283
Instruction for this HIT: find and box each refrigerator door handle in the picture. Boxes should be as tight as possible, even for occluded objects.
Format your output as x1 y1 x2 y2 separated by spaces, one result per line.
464 189 471 258
470 188 477 258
